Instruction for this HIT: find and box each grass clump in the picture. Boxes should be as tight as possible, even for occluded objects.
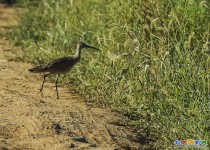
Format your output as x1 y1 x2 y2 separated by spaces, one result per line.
9 0 210 149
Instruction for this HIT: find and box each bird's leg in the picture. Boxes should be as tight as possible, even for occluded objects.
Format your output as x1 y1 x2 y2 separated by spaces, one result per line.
55 74 59 99
38 73 50 97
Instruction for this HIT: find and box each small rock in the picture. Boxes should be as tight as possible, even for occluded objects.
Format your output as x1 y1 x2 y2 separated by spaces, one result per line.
69 143 76 148
89 144 97 147
73 137 89 143
52 123 62 134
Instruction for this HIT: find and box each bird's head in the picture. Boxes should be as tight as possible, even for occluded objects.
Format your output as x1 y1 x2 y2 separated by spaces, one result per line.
77 42 100 51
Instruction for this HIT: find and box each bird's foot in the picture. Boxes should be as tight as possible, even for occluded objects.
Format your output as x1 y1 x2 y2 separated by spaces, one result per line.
41 92 44 98
37 89 44 98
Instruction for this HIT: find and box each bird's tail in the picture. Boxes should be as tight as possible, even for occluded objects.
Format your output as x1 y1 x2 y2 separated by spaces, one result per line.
28 66 47 73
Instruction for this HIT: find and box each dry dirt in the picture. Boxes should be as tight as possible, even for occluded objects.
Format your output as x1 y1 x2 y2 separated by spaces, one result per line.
0 4 140 150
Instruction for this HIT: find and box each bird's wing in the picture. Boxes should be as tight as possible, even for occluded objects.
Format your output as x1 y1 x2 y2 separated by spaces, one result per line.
45 56 77 72
29 56 77 73
46 57 72 67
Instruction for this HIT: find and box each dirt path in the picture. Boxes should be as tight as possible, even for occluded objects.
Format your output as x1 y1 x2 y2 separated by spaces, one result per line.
0 4 140 150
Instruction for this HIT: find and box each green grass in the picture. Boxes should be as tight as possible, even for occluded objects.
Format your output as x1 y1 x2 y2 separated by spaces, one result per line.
9 0 210 149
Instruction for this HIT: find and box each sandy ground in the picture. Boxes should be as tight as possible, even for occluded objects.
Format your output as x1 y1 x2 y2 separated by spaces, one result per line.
0 4 140 150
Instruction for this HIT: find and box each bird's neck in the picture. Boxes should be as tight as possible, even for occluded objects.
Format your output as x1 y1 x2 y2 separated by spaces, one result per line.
74 46 82 60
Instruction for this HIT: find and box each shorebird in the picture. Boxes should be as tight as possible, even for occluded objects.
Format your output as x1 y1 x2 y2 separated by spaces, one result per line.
28 42 99 99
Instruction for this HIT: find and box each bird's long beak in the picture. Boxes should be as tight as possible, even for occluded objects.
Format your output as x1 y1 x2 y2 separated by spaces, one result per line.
85 45 100 51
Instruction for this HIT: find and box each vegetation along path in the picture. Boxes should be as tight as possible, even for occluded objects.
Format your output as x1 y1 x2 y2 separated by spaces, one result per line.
0 4 140 150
